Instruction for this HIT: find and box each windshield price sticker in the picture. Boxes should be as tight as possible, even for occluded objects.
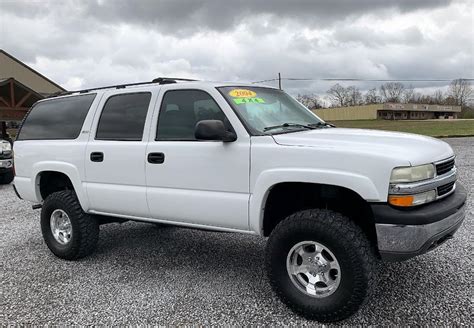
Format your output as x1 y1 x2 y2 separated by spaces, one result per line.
233 97 265 105
229 89 257 98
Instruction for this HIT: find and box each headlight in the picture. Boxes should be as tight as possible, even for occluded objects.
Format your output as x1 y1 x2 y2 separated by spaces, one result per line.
0 141 11 153
388 190 437 207
390 164 435 183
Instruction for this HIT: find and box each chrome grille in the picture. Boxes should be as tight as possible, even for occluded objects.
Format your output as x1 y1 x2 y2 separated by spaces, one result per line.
437 181 455 196
436 158 455 176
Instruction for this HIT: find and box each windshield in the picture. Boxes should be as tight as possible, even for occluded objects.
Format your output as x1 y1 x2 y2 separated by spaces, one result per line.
218 86 325 134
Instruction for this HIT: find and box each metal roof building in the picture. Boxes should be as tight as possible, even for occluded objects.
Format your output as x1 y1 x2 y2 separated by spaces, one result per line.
0 49 66 137
313 103 462 121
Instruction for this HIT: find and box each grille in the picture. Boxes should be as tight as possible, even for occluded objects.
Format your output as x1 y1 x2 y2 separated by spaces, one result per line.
437 181 455 196
0 151 12 160
436 158 455 176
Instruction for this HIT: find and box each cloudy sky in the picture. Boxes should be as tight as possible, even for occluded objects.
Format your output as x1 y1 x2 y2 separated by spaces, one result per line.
0 0 473 96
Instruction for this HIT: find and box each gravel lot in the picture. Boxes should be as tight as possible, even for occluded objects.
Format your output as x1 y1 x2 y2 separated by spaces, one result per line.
1 137 473 326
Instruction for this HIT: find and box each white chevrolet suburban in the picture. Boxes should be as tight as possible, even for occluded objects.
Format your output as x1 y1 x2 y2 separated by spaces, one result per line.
13 78 466 322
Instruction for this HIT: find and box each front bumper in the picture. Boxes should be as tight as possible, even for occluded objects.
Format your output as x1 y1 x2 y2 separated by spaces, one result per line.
372 183 467 262
0 158 13 173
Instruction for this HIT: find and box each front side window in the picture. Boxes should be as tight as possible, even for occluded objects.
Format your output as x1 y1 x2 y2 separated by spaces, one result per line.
156 90 231 140
218 87 324 134
96 93 151 141
17 94 96 140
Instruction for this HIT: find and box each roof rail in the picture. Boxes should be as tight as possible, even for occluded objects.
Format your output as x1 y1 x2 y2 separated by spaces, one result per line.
46 77 198 98
152 77 197 84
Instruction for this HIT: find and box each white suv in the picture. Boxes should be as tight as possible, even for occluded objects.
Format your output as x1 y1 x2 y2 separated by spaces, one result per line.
13 78 466 322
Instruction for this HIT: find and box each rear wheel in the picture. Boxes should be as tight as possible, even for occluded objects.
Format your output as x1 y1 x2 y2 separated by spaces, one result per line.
41 190 99 260
265 209 377 322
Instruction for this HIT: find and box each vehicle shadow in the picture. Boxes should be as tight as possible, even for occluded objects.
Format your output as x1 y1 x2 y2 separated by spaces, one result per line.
93 221 269 292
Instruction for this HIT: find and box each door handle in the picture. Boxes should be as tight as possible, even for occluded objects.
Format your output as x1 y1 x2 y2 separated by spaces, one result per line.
90 152 104 162
148 152 165 164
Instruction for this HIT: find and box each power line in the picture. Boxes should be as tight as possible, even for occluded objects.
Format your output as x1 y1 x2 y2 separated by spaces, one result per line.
251 78 280 83
251 77 474 83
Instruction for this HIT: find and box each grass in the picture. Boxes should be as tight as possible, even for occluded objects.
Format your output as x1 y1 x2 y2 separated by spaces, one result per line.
330 119 474 138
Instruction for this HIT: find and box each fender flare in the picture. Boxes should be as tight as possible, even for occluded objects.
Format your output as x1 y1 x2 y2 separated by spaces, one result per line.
249 168 381 234
31 161 89 211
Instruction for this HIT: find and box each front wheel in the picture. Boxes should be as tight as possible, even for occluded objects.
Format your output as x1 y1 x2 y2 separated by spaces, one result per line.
265 209 377 322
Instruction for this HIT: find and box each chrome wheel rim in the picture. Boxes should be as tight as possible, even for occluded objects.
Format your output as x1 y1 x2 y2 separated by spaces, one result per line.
50 209 72 245
286 241 341 298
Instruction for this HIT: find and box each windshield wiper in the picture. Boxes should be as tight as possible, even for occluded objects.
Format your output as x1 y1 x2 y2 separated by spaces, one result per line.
263 123 315 132
308 122 335 128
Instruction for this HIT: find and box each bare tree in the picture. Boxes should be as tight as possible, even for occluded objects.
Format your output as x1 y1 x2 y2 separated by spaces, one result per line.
444 95 457 105
411 92 422 103
364 88 380 104
448 79 472 107
419 94 434 104
379 82 405 102
403 85 415 103
433 90 444 104
296 94 322 110
346 86 362 106
327 84 349 107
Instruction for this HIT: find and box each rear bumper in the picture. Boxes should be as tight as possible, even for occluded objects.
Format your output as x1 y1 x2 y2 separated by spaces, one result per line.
372 183 466 262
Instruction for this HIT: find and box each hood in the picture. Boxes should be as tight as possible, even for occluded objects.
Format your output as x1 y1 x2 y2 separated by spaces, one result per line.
272 128 454 166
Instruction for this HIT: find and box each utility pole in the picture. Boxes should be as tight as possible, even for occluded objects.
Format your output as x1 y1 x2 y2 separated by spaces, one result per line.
278 72 282 90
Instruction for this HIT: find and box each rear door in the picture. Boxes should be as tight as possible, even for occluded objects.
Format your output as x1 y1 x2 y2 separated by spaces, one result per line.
85 90 157 217
145 86 251 230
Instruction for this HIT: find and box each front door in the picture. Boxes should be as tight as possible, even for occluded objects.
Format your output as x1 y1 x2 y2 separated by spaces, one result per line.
145 88 250 230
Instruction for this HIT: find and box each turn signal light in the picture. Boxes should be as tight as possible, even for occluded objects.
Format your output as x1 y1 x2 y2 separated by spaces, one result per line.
388 195 414 207
388 190 437 207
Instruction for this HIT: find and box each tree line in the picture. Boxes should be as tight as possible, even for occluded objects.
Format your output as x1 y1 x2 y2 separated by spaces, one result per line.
297 79 472 110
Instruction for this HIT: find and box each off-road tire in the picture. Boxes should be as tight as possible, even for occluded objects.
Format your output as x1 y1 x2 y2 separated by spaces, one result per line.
0 171 14 184
265 209 377 322
41 190 99 260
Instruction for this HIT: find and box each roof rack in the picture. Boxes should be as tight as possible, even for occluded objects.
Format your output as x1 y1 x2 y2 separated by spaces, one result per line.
47 77 198 98
152 77 197 84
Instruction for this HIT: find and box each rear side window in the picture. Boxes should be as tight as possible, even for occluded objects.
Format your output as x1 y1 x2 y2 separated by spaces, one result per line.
96 93 151 141
17 94 96 140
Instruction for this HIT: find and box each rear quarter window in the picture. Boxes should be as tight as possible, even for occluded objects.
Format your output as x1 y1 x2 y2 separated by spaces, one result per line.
17 94 96 140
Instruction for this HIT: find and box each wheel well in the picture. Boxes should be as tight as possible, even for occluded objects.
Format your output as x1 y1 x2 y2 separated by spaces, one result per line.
262 182 376 241
38 171 74 200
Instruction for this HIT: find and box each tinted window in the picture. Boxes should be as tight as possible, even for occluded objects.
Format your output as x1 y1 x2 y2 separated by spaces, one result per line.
96 93 151 141
17 94 96 140
156 90 230 140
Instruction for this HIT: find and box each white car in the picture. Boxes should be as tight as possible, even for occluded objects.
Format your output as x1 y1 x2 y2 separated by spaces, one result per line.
13 78 466 322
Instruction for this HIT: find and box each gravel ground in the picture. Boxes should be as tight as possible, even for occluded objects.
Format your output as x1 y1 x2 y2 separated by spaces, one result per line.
1 137 473 326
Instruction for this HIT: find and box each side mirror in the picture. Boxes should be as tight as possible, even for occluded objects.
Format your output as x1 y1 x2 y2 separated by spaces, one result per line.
195 120 237 142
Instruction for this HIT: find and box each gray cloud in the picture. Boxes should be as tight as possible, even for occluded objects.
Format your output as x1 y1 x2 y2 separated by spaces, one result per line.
0 0 471 96
86 0 454 35
333 26 425 47
2 0 453 35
